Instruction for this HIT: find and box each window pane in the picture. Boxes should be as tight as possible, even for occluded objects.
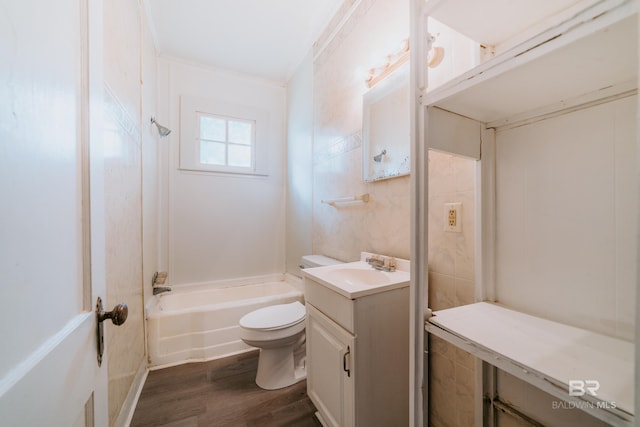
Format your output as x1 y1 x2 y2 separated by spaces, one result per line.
200 116 226 141
228 120 253 145
200 140 225 165
228 144 252 168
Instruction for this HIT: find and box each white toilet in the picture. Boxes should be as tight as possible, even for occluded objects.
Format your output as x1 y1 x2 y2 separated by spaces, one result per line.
238 255 342 390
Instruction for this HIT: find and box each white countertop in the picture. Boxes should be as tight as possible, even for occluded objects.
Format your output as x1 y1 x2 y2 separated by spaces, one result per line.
301 253 410 299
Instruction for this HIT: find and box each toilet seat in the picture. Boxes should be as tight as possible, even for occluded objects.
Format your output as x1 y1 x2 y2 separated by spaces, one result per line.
239 301 305 331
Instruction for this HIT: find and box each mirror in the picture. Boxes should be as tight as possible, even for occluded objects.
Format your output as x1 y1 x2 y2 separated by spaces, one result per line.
362 61 410 182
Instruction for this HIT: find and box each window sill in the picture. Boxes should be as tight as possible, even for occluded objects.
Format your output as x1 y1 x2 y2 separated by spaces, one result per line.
177 166 269 179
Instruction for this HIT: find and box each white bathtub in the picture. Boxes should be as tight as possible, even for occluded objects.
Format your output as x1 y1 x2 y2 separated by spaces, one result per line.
146 279 303 368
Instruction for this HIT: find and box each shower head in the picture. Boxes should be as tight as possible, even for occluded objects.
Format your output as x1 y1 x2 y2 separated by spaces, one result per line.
373 149 387 163
151 117 172 138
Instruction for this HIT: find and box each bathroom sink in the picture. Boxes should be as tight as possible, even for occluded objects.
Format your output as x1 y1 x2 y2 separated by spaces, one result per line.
302 253 410 299
326 267 391 287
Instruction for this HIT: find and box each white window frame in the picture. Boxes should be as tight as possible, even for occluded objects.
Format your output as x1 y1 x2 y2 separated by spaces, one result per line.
180 95 269 176
196 112 256 172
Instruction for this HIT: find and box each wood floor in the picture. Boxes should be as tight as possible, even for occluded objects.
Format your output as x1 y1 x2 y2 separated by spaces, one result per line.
130 350 321 427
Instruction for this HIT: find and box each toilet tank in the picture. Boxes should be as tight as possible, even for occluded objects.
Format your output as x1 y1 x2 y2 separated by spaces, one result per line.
300 255 342 269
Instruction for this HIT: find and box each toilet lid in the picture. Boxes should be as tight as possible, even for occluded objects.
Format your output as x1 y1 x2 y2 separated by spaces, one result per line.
239 301 306 331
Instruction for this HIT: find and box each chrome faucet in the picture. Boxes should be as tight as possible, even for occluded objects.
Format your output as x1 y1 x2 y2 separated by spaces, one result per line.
153 286 171 295
366 255 396 272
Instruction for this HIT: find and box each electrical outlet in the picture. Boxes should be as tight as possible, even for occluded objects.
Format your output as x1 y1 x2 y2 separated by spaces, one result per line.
444 202 462 233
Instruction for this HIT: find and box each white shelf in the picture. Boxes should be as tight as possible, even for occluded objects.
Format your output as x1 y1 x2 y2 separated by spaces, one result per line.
425 302 634 426
426 0 602 49
424 0 638 125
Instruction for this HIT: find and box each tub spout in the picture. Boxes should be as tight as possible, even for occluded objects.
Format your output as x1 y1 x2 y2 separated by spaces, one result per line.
153 286 171 295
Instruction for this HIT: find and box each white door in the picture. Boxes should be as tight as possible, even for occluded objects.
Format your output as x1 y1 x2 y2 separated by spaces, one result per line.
0 0 110 425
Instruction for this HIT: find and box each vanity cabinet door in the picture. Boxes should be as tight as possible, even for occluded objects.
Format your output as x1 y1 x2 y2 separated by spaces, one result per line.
306 303 355 427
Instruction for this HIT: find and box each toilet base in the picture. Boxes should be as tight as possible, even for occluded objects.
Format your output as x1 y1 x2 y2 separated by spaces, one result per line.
255 341 306 390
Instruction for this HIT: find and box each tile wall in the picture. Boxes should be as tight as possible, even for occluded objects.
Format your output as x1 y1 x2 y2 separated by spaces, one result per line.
427 150 477 427
312 0 411 262
103 0 158 424
310 2 480 424
103 85 145 426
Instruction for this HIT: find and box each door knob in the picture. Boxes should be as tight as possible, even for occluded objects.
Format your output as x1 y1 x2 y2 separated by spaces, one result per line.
95 297 128 366
97 300 128 325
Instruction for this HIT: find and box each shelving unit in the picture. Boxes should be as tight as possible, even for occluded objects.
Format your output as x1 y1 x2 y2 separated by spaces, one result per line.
426 303 634 426
425 0 637 126
417 0 638 425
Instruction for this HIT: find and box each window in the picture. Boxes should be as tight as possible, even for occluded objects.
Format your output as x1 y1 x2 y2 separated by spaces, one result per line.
198 113 255 170
180 95 269 176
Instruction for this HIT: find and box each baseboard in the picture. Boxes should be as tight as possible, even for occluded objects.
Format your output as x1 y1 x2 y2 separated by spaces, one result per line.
115 358 148 427
148 346 257 371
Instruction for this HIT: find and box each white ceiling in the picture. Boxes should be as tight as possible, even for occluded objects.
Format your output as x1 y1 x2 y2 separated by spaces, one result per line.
146 0 344 83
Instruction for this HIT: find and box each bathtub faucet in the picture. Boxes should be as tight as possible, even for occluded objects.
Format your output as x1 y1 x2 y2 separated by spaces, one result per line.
152 271 170 295
153 286 171 295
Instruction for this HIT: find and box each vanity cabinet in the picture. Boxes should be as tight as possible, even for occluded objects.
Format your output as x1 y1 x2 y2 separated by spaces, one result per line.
306 303 355 427
304 276 409 427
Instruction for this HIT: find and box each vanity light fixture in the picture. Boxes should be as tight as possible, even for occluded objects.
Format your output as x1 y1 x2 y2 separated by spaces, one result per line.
151 117 172 138
426 32 445 69
365 39 410 88
428 46 445 68
364 36 444 88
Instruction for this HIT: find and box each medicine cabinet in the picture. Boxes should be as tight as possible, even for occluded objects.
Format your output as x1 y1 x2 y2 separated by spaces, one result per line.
362 62 410 182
